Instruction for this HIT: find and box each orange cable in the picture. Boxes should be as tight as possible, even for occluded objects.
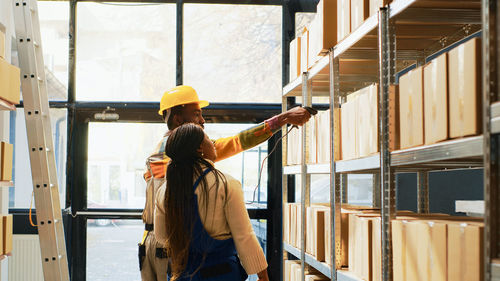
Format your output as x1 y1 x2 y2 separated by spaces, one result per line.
29 190 37 227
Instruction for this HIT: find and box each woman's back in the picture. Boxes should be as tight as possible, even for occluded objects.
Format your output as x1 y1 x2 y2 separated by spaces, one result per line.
155 166 267 276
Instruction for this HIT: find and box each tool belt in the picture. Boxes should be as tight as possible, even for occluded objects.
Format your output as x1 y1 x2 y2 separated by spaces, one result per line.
138 243 146 271
156 247 168 258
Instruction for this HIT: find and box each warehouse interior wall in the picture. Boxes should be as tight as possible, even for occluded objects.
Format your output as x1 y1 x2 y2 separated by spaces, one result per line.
397 170 484 215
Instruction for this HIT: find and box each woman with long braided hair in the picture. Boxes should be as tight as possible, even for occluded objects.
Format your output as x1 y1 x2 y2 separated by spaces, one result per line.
154 123 269 281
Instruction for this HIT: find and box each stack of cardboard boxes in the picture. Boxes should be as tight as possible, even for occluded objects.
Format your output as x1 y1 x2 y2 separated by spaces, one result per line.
0 31 16 257
284 260 329 281
307 109 341 164
290 0 393 83
1 215 12 256
340 84 400 160
399 37 482 149
344 211 484 281
288 109 340 165
392 217 483 281
0 31 21 106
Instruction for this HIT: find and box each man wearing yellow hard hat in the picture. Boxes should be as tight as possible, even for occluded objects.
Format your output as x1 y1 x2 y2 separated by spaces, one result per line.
139 85 311 281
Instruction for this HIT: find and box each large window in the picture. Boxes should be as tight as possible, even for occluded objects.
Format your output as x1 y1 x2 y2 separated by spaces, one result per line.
184 4 282 103
10 109 67 208
76 3 176 101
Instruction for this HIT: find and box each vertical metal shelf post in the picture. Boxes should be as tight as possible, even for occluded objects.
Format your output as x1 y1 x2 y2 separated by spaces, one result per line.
329 51 342 280
378 7 396 281
282 94 289 271
301 72 311 281
417 171 430 213
483 0 498 279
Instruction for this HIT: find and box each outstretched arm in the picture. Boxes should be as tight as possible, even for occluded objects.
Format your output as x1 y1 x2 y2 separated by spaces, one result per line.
214 106 311 162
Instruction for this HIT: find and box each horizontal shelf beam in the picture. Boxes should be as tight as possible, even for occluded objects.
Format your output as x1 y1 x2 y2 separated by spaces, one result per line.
283 243 363 281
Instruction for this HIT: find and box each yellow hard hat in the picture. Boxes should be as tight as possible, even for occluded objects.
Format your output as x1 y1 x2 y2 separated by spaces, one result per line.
158 85 209 115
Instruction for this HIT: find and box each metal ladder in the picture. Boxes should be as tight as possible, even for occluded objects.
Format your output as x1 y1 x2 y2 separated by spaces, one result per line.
12 1 70 280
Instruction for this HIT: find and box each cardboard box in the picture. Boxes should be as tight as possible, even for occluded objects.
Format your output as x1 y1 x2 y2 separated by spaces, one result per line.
290 263 302 281
284 203 291 244
447 222 484 281
371 217 381 281
356 216 373 280
308 0 338 66
392 219 409 281
448 37 482 138
3 215 12 255
316 111 326 163
0 58 21 105
424 53 449 145
337 0 350 42
341 96 358 160
399 66 424 149
405 221 424 281
0 31 5 59
424 221 447 281
285 260 300 281
291 203 298 247
313 207 327 261
0 217 4 256
317 109 338 163
308 115 318 164
369 0 391 17
1 142 13 181
297 204 306 249
289 37 301 82
306 206 314 255
287 126 302 165
389 85 400 151
358 84 378 157
351 0 370 31
300 29 309 73
324 209 331 265
306 206 327 260
305 275 329 281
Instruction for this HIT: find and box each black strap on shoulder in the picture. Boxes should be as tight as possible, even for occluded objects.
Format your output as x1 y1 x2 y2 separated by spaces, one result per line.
192 168 213 192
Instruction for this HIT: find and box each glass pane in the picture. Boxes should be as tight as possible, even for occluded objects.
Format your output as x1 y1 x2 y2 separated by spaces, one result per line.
86 219 266 281
87 123 165 208
9 109 67 208
348 174 373 206
248 219 267 281
184 4 282 103
39 1 69 100
204 124 268 209
76 3 176 101
310 174 329 203
87 219 143 281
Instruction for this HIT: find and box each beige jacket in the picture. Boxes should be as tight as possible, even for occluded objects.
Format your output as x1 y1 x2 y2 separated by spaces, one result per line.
154 165 268 275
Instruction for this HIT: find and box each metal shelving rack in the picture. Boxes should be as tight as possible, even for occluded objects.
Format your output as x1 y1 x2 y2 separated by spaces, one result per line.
281 0 497 280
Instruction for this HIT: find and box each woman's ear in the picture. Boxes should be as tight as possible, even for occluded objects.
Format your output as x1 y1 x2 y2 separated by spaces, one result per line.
197 147 203 156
